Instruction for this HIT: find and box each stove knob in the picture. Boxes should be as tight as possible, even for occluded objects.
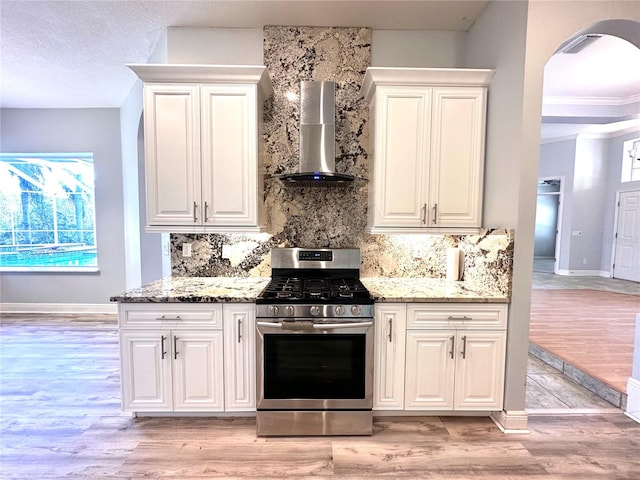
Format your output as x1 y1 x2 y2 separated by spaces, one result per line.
309 306 320 316
268 305 279 316
284 306 295 316
351 305 362 316
335 306 345 316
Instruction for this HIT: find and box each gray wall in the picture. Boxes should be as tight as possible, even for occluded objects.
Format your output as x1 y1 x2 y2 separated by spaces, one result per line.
539 139 576 271
464 0 530 415
539 130 640 274
0 108 127 304
371 30 466 67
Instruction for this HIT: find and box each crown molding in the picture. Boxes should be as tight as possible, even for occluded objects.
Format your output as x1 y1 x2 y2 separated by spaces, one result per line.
544 93 640 107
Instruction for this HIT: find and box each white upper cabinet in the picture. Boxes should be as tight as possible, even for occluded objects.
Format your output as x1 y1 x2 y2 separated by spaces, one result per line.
361 68 494 234
128 64 273 233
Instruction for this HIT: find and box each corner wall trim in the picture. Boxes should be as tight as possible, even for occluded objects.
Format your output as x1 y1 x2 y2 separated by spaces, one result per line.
491 410 529 433
0 303 117 315
625 377 640 424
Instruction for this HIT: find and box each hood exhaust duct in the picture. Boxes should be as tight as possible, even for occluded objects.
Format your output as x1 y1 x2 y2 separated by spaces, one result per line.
279 81 360 187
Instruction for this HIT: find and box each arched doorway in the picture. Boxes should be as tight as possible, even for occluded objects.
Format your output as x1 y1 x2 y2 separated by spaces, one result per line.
527 22 640 412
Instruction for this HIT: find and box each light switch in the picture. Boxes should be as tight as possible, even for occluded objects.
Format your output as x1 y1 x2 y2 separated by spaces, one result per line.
182 243 192 257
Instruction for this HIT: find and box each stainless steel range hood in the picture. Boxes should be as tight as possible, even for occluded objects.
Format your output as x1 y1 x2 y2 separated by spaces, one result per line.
279 81 359 187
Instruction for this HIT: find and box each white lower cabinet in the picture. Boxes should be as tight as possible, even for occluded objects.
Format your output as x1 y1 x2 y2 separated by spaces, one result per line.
118 303 255 414
172 331 225 411
373 304 406 410
404 330 506 410
373 302 508 413
223 304 256 411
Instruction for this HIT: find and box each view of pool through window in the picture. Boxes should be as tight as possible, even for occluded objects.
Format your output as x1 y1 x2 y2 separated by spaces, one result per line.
0 153 98 271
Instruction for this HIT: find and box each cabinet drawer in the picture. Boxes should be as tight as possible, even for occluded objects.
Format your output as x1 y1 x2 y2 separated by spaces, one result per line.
406 303 507 329
119 303 223 329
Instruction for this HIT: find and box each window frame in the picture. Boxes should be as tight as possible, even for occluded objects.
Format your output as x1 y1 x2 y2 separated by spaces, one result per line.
0 152 99 272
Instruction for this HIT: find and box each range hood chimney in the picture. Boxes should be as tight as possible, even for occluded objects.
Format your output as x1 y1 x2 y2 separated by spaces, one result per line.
279 81 359 186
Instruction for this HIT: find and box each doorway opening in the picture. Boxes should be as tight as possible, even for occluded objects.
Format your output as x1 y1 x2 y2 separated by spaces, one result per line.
533 178 562 274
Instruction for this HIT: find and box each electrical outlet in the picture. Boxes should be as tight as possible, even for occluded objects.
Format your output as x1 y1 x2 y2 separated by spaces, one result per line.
221 244 231 259
182 243 192 257
582 258 588 265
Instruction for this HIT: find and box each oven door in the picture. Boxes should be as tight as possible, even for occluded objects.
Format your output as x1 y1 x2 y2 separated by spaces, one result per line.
256 319 373 410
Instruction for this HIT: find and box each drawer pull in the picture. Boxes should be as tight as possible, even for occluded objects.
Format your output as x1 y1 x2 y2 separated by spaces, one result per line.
156 315 182 321
448 315 472 321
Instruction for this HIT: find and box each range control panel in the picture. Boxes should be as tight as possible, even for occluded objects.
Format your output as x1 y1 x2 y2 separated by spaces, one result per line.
299 250 333 262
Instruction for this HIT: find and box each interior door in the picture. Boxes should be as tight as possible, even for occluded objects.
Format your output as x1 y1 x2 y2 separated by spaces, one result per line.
613 190 640 282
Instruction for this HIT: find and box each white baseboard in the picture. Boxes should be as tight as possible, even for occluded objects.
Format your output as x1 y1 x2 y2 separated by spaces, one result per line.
556 269 610 277
0 303 117 314
625 377 640 424
491 410 529 433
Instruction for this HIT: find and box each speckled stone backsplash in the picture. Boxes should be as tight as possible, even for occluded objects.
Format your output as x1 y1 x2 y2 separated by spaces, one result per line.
169 26 514 297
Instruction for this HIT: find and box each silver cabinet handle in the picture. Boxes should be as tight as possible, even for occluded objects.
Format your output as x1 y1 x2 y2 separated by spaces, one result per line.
161 335 167 359
432 203 437 225
193 201 198 222
238 319 242 343
461 335 467 359
421 203 427 224
449 335 455 359
204 201 209 223
156 315 182 321
447 316 472 321
387 318 393 342
173 335 179 360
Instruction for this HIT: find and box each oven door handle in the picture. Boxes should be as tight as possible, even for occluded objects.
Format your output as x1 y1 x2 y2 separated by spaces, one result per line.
257 321 283 328
313 321 373 330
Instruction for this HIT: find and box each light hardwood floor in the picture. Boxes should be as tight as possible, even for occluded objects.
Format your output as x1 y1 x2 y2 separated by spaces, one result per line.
2 314 640 479
529 272 640 405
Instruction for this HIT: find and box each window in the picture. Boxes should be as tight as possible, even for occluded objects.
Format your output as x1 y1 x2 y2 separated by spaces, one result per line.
622 138 640 183
0 153 98 271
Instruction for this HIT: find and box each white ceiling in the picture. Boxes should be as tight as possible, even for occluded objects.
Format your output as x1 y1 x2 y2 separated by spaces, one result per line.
1 0 638 140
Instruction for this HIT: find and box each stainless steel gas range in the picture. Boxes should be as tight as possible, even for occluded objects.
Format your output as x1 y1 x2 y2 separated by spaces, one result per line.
255 248 374 436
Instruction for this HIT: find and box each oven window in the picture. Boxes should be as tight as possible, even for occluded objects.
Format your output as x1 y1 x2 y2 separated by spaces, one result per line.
263 334 366 399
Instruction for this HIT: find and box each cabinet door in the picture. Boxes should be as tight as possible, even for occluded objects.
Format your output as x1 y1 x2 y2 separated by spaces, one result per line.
120 331 172 411
201 85 258 227
405 330 455 410
454 331 505 410
172 331 224 411
143 84 201 226
429 87 486 228
373 304 406 410
223 304 256 411
371 87 431 228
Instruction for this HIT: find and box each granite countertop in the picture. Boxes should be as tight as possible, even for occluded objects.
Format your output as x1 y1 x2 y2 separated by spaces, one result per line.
361 278 509 303
111 276 509 304
109 277 270 303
